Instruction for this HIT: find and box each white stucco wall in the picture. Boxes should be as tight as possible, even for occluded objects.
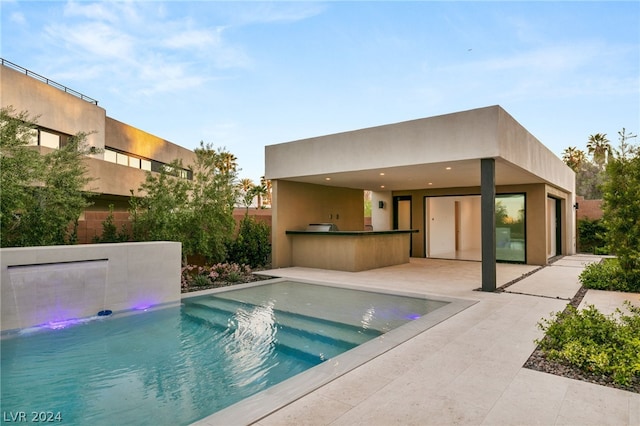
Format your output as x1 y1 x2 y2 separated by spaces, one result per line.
0 242 181 331
371 191 393 230
266 106 500 179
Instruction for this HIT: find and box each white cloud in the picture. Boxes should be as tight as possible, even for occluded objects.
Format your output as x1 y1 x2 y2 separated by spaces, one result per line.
9 12 25 25
231 2 326 25
164 28 224 49
63 0 120 23
45 22 134 60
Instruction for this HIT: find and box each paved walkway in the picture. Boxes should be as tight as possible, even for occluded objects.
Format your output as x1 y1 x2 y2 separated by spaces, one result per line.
250 255 639 426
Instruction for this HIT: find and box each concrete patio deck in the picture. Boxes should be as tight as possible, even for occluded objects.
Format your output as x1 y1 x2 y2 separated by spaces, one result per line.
250 255 639 425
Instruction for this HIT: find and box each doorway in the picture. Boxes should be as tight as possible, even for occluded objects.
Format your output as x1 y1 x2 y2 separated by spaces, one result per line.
393 196 412 256
547 197 562 258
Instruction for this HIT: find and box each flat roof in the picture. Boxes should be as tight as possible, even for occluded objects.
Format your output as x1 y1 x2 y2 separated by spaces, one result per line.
265 105 574 193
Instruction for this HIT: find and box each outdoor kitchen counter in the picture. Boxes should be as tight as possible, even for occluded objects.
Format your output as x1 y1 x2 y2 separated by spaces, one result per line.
285 229 417 272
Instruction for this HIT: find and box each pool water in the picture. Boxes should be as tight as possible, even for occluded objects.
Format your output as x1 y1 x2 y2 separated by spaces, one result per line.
1 280 448 425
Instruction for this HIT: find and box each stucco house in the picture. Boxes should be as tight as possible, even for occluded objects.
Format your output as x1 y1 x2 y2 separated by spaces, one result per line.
265 105 576 291
1 59 197 243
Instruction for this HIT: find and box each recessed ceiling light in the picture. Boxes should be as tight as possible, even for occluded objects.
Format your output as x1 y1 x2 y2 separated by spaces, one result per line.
379 172 385 176
428 182 433 185
325 177 331 181
445 167 452 170
380 185 385 189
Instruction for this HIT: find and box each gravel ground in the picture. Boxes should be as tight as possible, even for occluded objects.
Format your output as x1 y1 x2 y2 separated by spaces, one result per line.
523 286 639 394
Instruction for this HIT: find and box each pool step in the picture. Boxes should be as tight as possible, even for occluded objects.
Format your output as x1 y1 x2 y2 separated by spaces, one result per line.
182 301 379 362
188 297 381 345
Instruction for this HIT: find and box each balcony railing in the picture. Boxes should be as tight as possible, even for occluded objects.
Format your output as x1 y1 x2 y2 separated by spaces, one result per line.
1 58 99 105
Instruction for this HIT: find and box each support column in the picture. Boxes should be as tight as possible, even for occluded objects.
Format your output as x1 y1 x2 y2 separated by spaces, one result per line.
481 158 496 292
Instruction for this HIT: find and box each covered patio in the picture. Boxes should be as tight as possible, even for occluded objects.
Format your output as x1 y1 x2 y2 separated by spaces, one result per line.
265 106 576 292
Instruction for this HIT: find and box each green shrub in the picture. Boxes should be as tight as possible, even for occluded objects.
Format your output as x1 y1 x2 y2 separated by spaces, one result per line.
92 205 129 243
192 274 212 287
536 303 640 386
227 214 271 268
577 218 608 254
580 258 640 292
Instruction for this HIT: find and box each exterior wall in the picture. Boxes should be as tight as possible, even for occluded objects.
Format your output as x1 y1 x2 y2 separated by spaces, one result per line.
78 208 131 244
266 106 501 179
546 184 576 261
105 118 196 168
266 106 574 197
575 196 604 220
83 156 154 197
232 208 272 239
496 108 575 194
1 242 181 331
1 65 106 152
271 180 364 268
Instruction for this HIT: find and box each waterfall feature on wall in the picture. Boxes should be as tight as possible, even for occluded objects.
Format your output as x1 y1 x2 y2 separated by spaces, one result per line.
1 242 182 332
7 260 109 330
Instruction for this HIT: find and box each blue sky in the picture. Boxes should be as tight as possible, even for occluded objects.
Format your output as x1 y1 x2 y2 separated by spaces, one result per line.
2 1 638 183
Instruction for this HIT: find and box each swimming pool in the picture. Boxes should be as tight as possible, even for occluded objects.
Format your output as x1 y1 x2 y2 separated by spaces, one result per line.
1 279 475 425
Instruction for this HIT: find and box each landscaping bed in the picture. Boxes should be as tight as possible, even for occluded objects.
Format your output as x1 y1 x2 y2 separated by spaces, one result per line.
524 286 640 394
181 263 272 293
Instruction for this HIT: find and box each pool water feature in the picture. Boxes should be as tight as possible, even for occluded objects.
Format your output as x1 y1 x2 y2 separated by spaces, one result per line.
1 279 474 425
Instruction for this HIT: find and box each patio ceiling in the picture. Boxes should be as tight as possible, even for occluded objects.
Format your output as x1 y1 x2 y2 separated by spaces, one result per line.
281 158 547 191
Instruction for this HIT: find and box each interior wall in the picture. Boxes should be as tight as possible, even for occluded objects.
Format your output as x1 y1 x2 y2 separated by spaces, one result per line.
427 197 456 257
425 195 480 259
460 196 481 251
271 180 364 268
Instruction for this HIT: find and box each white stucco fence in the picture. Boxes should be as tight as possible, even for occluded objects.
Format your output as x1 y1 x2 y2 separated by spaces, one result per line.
1 242 181 332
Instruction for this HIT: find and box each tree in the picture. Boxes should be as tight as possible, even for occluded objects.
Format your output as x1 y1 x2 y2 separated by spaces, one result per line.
1 106 94 247
600 130 640 289
576 160 604 199
188 142 238 263
587 133 612 170
616 128 637 160
252 184 268 209
216 151 238 174
562 146 587 172
259 175 272 207
130 142 238 264
131 159 191 244
237 178 255 209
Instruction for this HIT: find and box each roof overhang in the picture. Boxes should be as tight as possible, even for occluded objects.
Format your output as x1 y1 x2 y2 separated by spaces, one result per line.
265 106 574 194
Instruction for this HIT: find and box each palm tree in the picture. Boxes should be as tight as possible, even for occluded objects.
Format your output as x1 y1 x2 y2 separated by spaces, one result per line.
586 133 611 170
260 176 272 207
237 178 255 209
562 146 587 172
217 151 238 174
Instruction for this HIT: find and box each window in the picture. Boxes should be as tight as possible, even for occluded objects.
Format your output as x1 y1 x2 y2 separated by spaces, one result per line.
116 152 128 166
129 157 141 169
104 150 117 163
103 147 191 179
39 131 60 149
496 194 526 263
